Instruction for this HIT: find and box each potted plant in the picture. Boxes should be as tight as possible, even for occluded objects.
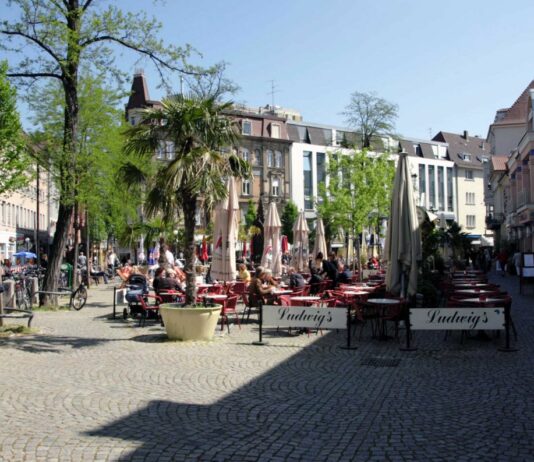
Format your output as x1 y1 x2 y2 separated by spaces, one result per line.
122 94 251 341
159 302 221 341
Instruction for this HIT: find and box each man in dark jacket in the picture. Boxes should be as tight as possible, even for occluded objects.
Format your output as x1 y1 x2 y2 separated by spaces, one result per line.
288 267 306 289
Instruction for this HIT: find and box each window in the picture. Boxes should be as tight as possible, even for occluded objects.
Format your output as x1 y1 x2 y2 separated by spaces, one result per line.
129 116 137 126
241 148 249 162
242 179 251 196
428 165 435 209
275 151 282 168
156 142 165 160
447 167 454 211
267 150 273 167
272 178 280 197
165 141 175 160
242 120 252 136
271 123 280 139
316 152 326 185
465 169 474 180
303 151 313 209
463 153 471 162
466 192 475 205
438 166 444 210
466 215 476 228
254 149 261 165
418 164 426 196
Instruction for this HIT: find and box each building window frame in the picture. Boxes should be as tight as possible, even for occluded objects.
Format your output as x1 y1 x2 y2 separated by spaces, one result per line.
466 215 476 228
242 120 252 136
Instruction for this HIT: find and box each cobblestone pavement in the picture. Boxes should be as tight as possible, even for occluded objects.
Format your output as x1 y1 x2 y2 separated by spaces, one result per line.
0 271 533 461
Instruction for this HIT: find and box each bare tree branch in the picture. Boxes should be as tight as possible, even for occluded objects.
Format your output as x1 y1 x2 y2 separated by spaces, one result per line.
8 71 62 80
80 35 201 76
1 29 62 64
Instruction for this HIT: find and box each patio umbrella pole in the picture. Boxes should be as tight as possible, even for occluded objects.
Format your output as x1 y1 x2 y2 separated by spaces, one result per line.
339 305 358 350
252 303 266 346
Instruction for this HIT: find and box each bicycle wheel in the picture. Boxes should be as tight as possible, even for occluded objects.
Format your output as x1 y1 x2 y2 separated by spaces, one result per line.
16 289 29 311
71 286 88 310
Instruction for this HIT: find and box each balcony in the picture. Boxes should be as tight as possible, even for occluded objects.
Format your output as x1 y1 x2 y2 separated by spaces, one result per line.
517 190 531 208
485 213 504 230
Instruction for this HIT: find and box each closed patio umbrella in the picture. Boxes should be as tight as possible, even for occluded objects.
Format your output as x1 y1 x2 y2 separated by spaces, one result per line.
313 217 328 260
384 152 422 297
211 177 240 282
261 203 282 277
292 211 309 272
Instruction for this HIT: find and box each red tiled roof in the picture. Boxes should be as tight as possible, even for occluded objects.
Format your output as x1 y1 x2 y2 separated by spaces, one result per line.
491 155 508 171
493 80 534 125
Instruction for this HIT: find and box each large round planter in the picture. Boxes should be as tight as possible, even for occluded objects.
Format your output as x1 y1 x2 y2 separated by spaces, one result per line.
159 303 221 341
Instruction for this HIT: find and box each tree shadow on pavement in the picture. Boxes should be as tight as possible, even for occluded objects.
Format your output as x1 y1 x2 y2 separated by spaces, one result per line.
0 334 121 353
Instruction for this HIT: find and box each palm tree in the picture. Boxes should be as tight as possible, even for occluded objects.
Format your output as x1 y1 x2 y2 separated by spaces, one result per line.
121 95 250 304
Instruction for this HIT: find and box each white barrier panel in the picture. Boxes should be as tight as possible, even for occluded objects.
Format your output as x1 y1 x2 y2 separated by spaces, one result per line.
115 288 127 305
410 308 504 331
263 305 346 330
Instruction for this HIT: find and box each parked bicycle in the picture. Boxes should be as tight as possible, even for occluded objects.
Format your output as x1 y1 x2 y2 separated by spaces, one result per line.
34 269 88 310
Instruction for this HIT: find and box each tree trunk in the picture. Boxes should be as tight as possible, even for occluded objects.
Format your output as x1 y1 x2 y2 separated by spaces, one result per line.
182 195 198 305
40 202 74 305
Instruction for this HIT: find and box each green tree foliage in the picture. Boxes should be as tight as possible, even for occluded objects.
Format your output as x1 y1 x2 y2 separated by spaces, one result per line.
1 0 194 302
28 75 139 247
281 200 299 243
0 61 30 194
318 149 395 267
343 91 398 149
244 199 256 230
122 94 250 304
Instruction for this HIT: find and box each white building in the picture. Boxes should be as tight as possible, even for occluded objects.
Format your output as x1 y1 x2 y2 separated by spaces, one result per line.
398 137 457 225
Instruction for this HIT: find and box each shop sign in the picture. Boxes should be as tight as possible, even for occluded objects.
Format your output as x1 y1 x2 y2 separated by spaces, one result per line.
410 308 504 330
263 305 346 329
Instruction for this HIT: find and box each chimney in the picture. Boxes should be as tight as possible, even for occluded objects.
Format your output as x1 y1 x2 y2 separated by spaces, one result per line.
463 130 469 141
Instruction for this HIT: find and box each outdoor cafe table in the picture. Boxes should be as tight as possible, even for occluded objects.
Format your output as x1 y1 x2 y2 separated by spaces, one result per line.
290 296 321 306
203 294 228 302
459 297 505 305
454 289 496 295
272 289 293 295
366 298 401 340
198 283 215 289
453 283 495 289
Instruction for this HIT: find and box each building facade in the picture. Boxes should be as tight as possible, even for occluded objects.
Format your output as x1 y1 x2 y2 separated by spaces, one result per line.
432 131 490 240
0 167 58 261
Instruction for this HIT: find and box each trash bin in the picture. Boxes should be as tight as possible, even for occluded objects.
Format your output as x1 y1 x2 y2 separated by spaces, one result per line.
60 263 73 288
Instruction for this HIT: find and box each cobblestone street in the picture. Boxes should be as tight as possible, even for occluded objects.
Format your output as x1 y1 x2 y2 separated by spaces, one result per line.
1 271 533 461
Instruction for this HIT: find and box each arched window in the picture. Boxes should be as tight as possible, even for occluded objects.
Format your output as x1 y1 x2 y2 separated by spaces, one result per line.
267 150 273 167
275 150 282 168
241 148 249 162
272 178 280 197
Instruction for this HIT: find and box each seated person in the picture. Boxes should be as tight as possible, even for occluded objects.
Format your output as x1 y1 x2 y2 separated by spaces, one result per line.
262 269 279 287
248 266 274 307
337 264 353 285
90 264 109 284
237 263 251 282
309 268 324 294
288 267 305 289
153 268 184 296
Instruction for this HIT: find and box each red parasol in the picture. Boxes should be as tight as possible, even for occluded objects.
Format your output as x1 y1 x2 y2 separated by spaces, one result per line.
243 240 247 257
201 237 209 262
281 235 289 254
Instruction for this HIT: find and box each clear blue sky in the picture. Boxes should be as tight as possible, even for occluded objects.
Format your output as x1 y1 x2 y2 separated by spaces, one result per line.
5 0 534 140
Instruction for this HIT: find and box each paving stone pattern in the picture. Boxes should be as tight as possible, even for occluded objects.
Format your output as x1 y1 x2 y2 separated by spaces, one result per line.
0 271 533 461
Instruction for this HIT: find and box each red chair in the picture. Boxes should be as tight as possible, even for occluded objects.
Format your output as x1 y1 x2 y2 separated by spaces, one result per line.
136 294 162 327
301 285 311 296
220 295 240 333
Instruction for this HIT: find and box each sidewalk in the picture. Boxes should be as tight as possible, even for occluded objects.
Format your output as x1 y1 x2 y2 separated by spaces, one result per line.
0 273 532 461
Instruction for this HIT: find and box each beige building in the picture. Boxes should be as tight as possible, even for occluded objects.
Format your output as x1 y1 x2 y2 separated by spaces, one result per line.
432 131 490 241
0 167 58 261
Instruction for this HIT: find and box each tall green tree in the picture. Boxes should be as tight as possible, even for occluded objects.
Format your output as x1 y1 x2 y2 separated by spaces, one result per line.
0 60 30 194
122 94 250 304
281 200 299 243
1 0 193 302
318 149 395 271
343 91 398 149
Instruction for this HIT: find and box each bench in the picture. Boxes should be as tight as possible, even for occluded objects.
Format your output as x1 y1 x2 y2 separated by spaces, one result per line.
0 307 34 327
